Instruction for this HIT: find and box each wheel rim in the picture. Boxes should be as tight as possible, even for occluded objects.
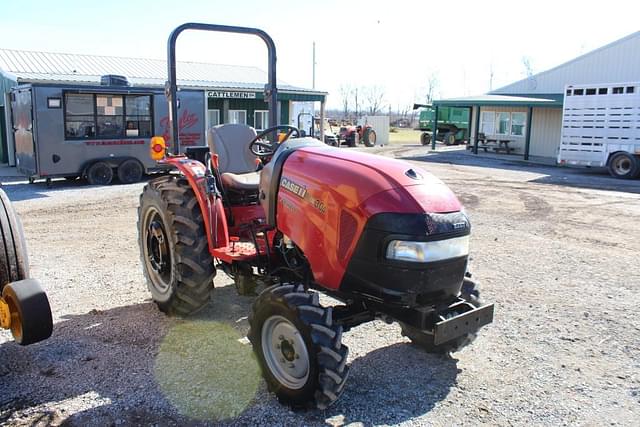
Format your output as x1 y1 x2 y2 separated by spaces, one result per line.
261 315 310 390
369 132 376 144
6 296 22 342
142 207 172 293
122 163 141 182
92 165 111 184
613 156 631 175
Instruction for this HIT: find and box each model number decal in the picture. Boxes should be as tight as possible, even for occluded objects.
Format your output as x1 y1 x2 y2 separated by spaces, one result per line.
313 199 326 214
280 177 307 199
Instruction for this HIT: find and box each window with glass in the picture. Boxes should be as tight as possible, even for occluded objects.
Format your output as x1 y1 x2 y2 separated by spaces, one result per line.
510 112 526 136
480 111 495 135
64 93 152 139
254 110 269 131
495 112 510 135
207 109 220 129
229 110 247 125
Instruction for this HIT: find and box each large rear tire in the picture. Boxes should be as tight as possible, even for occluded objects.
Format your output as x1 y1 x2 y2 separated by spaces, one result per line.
607 152 640 179
362 128 376 147
0 188 30 292
2 279 53 345
138 175 215 316
248 284 349 409
400 277 482 354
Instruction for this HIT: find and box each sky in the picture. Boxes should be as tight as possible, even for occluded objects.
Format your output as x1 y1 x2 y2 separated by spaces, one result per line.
1 0 639 110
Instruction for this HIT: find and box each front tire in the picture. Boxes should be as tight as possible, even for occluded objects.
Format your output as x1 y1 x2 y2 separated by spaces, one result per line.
138 175 215 316
248 284 349 409
400 277 482 354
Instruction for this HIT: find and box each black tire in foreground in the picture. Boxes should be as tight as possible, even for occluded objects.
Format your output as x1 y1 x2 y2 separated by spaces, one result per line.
362 128 377 147
400 277 482 354
118 159 144 184
87 161 114 185
249 284 349 409
607 152 640 179
2 279 53 345
0 188 30 292
138 175 216 316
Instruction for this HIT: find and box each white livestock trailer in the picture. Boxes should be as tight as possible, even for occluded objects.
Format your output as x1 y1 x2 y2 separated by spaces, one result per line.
558 82 640 179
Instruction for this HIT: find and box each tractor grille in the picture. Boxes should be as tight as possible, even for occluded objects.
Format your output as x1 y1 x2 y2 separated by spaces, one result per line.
338 210 358 261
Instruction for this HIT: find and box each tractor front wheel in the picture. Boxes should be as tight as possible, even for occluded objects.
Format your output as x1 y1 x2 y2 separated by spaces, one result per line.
248 284 349 409
400 277 482 354
138 175 216 316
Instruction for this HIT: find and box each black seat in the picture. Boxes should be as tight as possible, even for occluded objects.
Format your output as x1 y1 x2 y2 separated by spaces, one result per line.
207 124 260 192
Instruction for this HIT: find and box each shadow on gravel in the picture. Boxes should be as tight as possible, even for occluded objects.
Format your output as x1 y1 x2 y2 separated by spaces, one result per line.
309 344 459 426
1 283 459 426
402 150 640 195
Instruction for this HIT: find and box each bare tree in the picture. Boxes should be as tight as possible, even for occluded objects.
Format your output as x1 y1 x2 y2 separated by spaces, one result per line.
489 63 494 91
362 85 386 115
522 56 534 78
425 72 439 105
339 84 352 120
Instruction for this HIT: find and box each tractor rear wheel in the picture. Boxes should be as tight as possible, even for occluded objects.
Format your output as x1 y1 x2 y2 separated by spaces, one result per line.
400 277 482 354
0 188 30 292
248 284 349 409
138 175 215 316
2 279 53 345
362 128 377 147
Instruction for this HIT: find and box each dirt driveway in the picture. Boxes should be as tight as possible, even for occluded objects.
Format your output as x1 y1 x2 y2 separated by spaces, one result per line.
1 147 639 426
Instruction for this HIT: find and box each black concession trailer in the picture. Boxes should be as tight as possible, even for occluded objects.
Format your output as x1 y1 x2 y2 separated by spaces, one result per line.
10 77 205 185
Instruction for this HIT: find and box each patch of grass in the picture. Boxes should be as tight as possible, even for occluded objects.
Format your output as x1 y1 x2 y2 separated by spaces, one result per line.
388 128 423 145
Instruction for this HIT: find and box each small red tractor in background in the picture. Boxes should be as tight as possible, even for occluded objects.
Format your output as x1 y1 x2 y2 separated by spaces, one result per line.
0 188 52 346
138 23 494 410
338 124 377 147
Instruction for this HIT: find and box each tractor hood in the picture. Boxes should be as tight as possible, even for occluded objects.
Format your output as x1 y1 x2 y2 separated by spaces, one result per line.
297 146 463 215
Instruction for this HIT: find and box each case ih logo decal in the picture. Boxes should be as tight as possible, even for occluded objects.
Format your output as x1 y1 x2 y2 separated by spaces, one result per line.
280 177 307 199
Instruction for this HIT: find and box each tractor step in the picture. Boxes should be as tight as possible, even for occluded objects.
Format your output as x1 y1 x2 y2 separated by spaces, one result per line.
212 240 262 263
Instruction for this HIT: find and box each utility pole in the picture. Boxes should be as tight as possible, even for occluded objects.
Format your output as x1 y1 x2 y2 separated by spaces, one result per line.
312 41 316 89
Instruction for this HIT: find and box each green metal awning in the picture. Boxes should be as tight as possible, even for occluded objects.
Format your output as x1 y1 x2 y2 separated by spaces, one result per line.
433 94 562 108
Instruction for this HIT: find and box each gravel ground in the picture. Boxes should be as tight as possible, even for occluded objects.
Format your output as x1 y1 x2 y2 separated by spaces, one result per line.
1 146 639 426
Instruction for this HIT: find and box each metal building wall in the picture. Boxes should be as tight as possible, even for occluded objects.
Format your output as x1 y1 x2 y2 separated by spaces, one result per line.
492 32 640 96
529 108 563 158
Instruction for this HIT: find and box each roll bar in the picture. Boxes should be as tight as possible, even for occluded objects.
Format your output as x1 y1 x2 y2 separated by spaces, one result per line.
166 23 278 154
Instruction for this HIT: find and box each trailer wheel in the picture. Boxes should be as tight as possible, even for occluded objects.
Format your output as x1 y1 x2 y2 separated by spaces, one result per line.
420 132 431 146
607 152 640 179
400 277 482 354
0 188 30 292
362 128 376 147
138 175 215 316
249 284 349 409
2 279 53 345
117 159 144 184
87 162 114 185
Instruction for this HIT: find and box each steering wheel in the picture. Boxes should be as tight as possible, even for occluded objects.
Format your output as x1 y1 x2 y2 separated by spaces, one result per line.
249 125 300 157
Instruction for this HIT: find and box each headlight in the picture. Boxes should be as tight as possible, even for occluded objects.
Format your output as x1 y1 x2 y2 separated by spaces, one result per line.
386 236 469 263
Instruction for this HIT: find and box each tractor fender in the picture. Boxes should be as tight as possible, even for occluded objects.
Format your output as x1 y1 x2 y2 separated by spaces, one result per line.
162 157 229 252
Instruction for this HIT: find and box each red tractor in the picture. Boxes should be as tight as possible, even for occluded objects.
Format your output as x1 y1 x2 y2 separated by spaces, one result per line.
338 124 377 147
138 23 494 410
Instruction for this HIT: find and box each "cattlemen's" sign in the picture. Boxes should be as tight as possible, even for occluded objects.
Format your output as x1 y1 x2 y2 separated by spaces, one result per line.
207 91 257 99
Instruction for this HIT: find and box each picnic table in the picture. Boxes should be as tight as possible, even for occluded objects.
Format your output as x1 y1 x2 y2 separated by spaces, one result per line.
478 138 513 154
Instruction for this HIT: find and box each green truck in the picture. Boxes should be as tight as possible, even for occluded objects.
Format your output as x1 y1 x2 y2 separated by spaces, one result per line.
413 104 470 146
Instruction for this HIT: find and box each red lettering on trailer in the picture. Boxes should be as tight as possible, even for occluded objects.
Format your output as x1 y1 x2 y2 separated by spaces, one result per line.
84 140 145 146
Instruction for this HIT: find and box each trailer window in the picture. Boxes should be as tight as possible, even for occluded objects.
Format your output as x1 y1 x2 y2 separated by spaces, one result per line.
585 88 596 95
573 89 584 95
65 94 96 138
125 95 152 137
96 95 124 138
612 87 624 94
598 88 608 95
626 86 635 94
